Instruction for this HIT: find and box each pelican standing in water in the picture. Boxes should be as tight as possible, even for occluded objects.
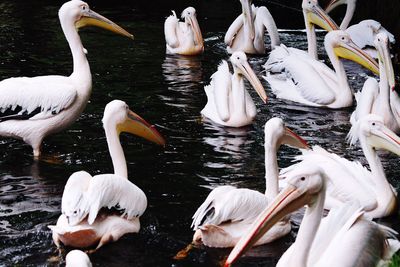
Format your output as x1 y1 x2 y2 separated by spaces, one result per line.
191 118 308 248
49 100 165 251
264 30 378 108
325 0 395 58
164 7 203 56
225 164 400 267
225 0 280 54
351 33 399 132
201 51 267 127
0 0 133 158
282 114 400 219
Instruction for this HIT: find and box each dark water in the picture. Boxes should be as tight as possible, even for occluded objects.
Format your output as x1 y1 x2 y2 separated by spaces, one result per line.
0 1 399 266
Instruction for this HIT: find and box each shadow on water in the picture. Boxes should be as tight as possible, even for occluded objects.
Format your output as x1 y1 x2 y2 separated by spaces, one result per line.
0 0 400 266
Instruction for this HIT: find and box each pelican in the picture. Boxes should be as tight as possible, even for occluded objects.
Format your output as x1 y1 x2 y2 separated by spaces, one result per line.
351 33 399 132
191 118 309 248
224 0 280 54
264 30 379 109
0 0 133 158
282 114 400 219
65 250 92 267
225 164 400 267
201 51 267 127
325 0 395 58
164 7 203 56
49 100 165 251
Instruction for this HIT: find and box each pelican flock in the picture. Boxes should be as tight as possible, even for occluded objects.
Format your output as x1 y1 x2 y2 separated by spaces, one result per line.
1 0 400 266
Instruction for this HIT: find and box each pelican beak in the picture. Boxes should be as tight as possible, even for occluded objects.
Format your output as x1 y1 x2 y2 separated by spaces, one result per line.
118 110 166 146
376 38 395 90
282 127 310 149
370 124 400 155
305 2 339 31
334 39 379 74
239 61 268 103
224 184 312 266
75 9 134 39
325 0 345 13
242 0 255 40
187 16 203 47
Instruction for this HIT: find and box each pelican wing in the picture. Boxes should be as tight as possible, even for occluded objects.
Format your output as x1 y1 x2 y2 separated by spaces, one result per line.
61 171 92 217
191 185 267 229
0 75 77 122
210 61 232 121
347 20 395 49
224 14 244 46
350 78 378 125
164 11 180 48
83 174 147 225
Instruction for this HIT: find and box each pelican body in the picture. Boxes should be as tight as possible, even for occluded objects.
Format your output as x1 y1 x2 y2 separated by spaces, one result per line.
264 30 379 109
49 100 165 250
225 164 400 267
0 0 133 158
225 0 280 54
283 114 400 219
191 118 308 248
325 0 395 58
201 51 267 127
164 7 203 56
351 33 399 132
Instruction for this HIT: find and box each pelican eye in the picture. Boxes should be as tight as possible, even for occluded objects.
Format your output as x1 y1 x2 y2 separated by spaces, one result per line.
73 210 77 215
377 38 381 42
300 177 306 181
341 36 345 41
81 5 87 10
372 122 376 126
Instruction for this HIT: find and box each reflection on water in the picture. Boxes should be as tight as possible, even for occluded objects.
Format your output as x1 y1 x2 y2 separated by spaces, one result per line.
0 1 399 266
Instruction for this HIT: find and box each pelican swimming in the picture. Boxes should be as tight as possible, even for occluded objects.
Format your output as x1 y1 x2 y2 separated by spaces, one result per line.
351 33 399 132
191 118 308 248
224 0 280 54
164 7 203 56
0 0 133 158
49 100 165 251
201 51 267 127
325 0 395 58
225 164 400 267
65 250 92 267
282 114 400 219
264 30 379 109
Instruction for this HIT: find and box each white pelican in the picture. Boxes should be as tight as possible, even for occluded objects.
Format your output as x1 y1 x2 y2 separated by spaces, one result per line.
325 0 395 58
282 114 400 219
351 33 399 132
191 118 309 248
264 30 379 109
0 0 133 158
49 100 165 251
65 250 92 267
225 164 400 267
201 51 267 127
164 7 203 56
224 0 280 55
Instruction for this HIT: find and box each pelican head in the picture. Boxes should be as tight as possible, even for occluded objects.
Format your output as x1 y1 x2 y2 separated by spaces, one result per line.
225 164 324 266
59 0 133 39
230 51 268 103
239 0 255 40
66 250 92 267
181 7 203 46
102 100 166 146
326 30 379 74
325 0 356 13
374 33 395 90
265 118 309 149
348 114 400 155
302 0 339 31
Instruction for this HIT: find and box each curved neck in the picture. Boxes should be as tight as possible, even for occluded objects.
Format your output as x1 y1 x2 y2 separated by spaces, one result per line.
340 1 356 29
255 7 280 50
264 137 279 202
60 17 90 79
303 11 318 60
104 126 128 178
359 138 394 215
291 190 325 266
377 60 392 118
